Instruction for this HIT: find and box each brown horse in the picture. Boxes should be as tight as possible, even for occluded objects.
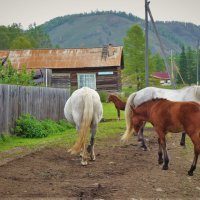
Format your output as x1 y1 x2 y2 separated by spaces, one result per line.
122 98 200 176
108 94 126 120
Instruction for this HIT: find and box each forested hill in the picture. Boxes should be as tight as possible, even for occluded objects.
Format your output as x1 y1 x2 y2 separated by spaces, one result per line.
42 11 200 53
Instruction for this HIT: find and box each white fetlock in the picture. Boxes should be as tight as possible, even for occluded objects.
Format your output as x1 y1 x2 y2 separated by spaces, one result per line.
81 160 88 166
90 154 96 161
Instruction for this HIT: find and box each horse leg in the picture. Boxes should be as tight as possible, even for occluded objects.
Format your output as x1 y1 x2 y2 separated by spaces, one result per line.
75 124 88 166
180 132 186 147
117 109 120 120
138 122 148 151
81 142 88 166
156 131 169 170
188 151 198 176
187 133 200 176
87 125 97 161
158 138 163 164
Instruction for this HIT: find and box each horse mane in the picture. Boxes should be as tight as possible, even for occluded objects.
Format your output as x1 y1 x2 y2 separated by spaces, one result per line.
138 98 167 107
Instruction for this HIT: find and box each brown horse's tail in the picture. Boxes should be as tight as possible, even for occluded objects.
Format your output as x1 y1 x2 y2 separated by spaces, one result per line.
121 92 136 142
69 91 94 154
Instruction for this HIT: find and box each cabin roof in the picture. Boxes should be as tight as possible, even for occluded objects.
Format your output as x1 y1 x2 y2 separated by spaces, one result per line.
0 45 124 70
151 72 170 80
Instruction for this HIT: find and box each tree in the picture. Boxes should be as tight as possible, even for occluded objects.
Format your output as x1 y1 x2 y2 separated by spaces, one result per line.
186 46 195 84
0 31 10 49
10 36 33 49
0 23 52 50
177 46 187 84
0 61 35 86
149 53 165 72
26 24 52 48
123 25 145 90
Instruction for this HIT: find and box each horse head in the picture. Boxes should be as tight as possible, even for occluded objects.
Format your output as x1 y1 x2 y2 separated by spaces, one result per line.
130 105 145 134
107 94 115 103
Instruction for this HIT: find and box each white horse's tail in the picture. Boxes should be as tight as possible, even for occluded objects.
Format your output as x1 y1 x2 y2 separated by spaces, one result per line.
69 92 94 154
121 92 136 142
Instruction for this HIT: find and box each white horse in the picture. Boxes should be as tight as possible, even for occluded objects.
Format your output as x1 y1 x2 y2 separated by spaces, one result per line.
64 87 103 165
123 86 200 149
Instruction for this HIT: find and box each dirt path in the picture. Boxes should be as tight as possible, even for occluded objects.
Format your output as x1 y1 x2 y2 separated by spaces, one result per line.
0 129 200 199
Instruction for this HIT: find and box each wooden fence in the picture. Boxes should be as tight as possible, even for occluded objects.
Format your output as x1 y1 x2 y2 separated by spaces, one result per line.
0 84 70 134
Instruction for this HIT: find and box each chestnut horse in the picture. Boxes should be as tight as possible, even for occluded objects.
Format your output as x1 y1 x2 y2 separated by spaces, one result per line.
122 99 200 176
126 86 200 150
64 87 103 165
108 94 126 120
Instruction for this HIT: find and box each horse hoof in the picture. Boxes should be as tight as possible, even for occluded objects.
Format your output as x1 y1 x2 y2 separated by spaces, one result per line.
188 171 193 176
158 159 164 165
180 143 186 149
162 165 168 170
81 160 88 166
90 156 96 161
141 145 148 151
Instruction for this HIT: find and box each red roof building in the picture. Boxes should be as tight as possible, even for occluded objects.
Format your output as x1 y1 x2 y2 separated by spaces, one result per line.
151 72 170 80
151 72 171 85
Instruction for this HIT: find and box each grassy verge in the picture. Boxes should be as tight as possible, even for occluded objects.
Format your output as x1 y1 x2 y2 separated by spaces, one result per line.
0 103 126 152
0 102 163 155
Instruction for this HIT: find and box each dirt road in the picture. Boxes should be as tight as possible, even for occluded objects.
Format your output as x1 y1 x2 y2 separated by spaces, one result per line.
0 129 200 199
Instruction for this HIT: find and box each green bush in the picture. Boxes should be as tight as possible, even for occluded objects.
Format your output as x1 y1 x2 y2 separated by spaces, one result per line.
41 119 73 134
98 90 108 102
58 119 74 129
14 114 47 138
0 61 35 86
41 119 62 134
14 115 74 138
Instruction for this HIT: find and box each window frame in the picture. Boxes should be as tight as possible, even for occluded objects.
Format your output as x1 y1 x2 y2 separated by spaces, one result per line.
77 73 96 90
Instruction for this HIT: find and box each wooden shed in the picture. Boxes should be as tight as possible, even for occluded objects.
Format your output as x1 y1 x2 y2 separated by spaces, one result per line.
0 45 124 91
151 72 171 85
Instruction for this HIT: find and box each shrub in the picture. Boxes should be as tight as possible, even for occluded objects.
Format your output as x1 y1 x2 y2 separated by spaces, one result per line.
41 119 73 134
98 90 108 102
14 115 74 138
14 114 48 138
58 120 74 129
41 119 61 134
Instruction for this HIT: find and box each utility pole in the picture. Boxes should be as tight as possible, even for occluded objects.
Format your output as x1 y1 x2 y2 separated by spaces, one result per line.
145 2 175 88
171 50 176 87
197 40 199 85
145 0 149 87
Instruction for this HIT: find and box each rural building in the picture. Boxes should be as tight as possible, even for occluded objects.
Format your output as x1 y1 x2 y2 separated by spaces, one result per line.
0 45 124 91
151 72 171 85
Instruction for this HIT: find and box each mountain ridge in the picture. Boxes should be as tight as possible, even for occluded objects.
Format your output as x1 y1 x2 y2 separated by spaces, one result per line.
41 11 200 53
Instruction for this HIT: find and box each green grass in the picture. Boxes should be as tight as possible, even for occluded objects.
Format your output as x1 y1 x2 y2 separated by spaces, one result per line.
0 102 174 155
102 102 124 120
0 103 126 153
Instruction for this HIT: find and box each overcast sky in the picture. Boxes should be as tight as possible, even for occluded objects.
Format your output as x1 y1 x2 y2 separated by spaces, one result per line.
1 0 200 29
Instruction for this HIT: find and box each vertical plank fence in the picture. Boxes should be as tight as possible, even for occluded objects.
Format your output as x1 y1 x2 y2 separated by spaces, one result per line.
0 84 70 134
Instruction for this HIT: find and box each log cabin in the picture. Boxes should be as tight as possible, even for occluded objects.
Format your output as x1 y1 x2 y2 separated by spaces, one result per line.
0 44 124 91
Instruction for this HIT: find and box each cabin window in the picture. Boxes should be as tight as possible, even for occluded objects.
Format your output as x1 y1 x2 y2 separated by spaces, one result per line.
77 73 96 90
98 71 114 75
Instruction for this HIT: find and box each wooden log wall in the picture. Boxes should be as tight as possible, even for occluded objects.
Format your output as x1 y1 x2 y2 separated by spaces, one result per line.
0 84 70 134
52 66 122 91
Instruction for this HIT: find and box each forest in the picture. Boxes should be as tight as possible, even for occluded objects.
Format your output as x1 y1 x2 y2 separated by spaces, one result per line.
0 11 200 88
0 23 52 50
